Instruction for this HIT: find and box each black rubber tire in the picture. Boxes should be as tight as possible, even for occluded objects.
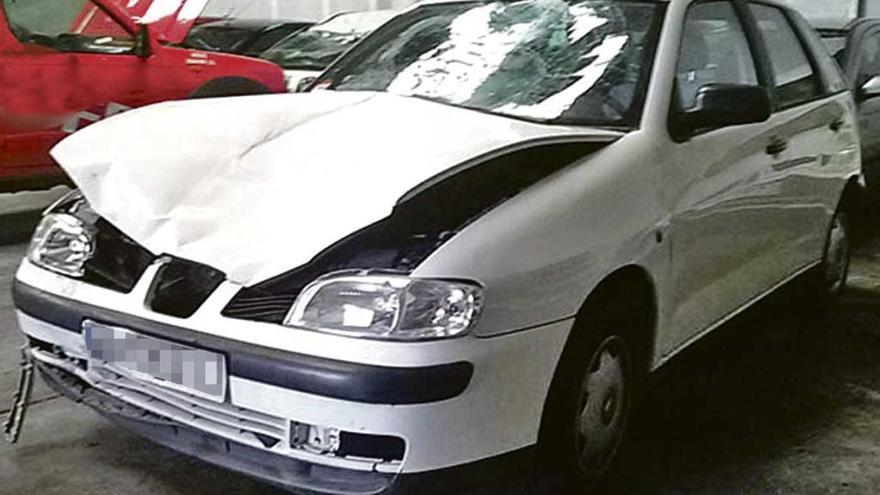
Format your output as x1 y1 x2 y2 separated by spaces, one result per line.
532 293 646 494
806 206 852 313
187 77 272 99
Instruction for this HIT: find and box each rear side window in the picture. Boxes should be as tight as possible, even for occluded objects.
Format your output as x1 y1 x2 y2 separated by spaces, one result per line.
750 3 822 108
676 1 759 110
789 11 848 94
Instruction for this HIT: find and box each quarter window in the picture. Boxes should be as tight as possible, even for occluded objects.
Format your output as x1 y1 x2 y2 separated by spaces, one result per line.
676 1 758 110
750 4 821 108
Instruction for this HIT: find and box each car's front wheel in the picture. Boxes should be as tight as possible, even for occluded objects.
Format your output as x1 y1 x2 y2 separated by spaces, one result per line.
534 299 643 494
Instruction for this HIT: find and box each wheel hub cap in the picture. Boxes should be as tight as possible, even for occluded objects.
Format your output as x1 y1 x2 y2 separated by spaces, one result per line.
824 214 849 293
576 336 630 475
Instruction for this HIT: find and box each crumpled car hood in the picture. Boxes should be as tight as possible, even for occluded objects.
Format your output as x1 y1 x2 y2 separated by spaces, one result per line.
51 91 621 285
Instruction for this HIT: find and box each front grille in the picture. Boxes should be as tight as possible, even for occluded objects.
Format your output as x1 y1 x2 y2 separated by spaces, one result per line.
222 291 296 323
146 259 225 318
91 366 288 448
84 219 155 293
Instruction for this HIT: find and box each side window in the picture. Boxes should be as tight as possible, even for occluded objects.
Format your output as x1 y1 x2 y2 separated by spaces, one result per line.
854 30 880 89
789 12 847 94
750 4 822 108
676 1 759 110
2 0 134 54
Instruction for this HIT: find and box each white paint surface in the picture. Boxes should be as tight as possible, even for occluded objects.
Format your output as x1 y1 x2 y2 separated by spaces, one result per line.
51 91 618 285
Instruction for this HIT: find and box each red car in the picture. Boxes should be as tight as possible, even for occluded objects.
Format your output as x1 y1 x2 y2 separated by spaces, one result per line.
0 0 286 192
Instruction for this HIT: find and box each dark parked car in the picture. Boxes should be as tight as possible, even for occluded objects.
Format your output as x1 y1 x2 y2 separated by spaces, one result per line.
791 0 880 194
261 10 395 91
184 18 314 57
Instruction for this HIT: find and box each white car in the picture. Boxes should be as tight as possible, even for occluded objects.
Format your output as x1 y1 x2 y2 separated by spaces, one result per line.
12 0 862 493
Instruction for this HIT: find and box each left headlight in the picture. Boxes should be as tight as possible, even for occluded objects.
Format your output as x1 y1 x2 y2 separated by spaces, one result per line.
27 213 95 278
284 272 484 341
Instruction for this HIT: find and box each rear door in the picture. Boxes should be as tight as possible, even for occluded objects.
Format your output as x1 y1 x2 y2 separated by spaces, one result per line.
0 0 148 171
747 2 850 269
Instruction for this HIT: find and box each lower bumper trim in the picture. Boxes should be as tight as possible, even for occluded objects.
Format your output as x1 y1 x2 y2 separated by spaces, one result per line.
37 361 396 495
37 359 536 494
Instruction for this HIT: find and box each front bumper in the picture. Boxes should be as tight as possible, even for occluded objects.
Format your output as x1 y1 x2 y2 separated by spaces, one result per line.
13 260 573 494
36 360 395 495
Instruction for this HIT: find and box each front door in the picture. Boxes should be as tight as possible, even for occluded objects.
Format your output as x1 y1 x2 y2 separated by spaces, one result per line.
661 0 794 354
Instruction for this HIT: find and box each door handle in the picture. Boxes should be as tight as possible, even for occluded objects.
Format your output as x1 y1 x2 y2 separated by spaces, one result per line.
829 118 844 132
766 137 788 156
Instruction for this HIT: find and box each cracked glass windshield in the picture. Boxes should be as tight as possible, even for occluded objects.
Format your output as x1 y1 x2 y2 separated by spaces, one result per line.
321 0 663 128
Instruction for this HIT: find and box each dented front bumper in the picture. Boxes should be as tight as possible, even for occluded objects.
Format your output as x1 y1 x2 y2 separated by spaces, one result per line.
12 259 573 494
35 360 397 495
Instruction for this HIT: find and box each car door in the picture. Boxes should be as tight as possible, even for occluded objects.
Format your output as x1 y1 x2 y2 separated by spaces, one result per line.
747 2 844 270
661 0 785 354
0 0 148 171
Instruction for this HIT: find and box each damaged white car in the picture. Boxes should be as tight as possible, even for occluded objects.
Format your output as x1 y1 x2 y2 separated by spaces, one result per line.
8 0 862 493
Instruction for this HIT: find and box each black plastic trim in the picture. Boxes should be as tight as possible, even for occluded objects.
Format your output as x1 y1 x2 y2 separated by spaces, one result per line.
14 280 473 405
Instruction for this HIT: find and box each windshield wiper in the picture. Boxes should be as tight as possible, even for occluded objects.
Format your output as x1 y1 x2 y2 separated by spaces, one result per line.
400 94 571 126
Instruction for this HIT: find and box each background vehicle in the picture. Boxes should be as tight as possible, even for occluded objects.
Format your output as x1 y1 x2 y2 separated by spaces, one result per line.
12 1 861 494
261 10 396 91
0 0 286 192
790 1 880 196
183 18 314 57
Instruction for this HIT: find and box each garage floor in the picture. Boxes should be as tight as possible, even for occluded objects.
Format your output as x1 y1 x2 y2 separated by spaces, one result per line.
2 225 880 494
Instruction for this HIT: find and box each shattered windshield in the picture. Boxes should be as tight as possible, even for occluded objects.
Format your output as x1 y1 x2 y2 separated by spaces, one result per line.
262 11 394 71
320 0 664 128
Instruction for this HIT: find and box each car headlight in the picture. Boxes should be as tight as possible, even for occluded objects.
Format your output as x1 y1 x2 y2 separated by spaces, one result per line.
285 272 483 341
27 213 95 278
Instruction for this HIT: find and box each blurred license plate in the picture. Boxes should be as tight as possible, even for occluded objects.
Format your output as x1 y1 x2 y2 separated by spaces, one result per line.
83 320 226 402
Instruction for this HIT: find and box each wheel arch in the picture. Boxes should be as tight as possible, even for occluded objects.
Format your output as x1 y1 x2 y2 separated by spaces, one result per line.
533 264 658 480
841 176 863 212
840 175 866 240
574 265 659 375
539 264 659 426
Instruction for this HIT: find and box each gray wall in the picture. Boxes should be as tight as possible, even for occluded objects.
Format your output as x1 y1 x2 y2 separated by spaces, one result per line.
203 0 417 22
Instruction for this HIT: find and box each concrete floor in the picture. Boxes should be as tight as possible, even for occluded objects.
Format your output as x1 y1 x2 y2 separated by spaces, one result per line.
2 229 880 494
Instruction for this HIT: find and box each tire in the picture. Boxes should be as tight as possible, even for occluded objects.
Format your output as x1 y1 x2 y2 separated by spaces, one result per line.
807 206 852 311
533 295 645 494
187 77 271 99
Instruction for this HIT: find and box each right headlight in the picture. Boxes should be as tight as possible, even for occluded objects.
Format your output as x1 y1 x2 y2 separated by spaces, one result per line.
27 213 95 278
284 272 484 341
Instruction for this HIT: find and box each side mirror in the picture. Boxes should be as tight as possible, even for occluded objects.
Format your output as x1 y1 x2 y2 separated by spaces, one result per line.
134 25 152 59
672 84 772 139
860 75 880 101
294 76 317 93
